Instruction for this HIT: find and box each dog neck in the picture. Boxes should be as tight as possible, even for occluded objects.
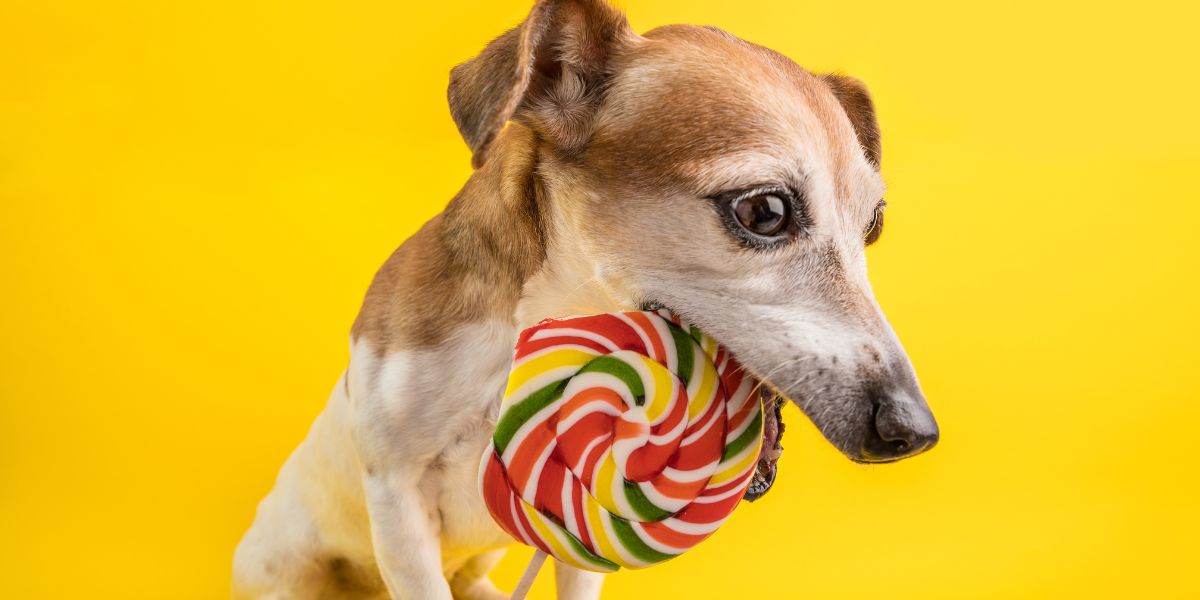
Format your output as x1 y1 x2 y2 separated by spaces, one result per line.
515 226 634 329
351 124 632 354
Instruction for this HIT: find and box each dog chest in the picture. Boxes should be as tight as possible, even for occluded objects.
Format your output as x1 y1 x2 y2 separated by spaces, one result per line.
352 320 521 556
430 422 513 556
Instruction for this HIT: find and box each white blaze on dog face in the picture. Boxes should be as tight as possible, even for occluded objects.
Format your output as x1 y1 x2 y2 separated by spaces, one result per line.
536 24 937 462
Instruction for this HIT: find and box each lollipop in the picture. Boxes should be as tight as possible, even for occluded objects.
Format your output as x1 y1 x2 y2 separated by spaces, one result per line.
480 309 764 587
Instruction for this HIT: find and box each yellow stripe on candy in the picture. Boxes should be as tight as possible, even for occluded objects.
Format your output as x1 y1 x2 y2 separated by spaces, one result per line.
505 348 595 396
520 499 612 571
520 500 572 557
584 489 622 565
709 434 762 486
640 355 675 423
688 354 718 421
592 451 618 511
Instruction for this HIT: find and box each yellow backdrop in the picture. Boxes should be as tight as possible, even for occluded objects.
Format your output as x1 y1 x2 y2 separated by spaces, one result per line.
2 0 1197 598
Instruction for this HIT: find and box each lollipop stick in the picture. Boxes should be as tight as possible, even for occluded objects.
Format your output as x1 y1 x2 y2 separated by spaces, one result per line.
511 549 548 600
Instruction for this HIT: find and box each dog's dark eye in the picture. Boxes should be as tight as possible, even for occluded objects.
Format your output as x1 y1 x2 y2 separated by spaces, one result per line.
732 193 790 237
864 202 885 245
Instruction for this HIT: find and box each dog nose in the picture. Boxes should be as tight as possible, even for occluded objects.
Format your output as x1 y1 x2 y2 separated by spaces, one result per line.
869 393 939 461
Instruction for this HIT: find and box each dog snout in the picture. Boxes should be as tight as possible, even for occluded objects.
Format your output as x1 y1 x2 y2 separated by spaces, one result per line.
864 389 939 462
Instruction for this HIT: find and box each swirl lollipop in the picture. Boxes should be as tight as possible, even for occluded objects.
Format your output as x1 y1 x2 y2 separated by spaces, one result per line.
480 310 764 591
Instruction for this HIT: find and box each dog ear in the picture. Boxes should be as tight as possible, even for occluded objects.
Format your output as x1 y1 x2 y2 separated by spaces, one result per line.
819 74 881 168
448 0 634 168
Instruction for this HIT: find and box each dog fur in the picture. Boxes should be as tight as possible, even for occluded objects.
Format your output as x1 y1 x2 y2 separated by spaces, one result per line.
233 1 937 598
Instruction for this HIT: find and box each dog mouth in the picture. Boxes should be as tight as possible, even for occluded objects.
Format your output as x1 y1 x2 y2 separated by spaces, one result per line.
745 390 786 502
643 301 786 502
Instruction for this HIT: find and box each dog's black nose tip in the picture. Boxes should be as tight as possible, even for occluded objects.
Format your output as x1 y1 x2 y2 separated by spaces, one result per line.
877 421 939 456
869 395 939 460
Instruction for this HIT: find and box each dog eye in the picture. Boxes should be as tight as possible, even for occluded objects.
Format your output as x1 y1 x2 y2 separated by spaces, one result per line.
732 193 790 237
864 202 885 245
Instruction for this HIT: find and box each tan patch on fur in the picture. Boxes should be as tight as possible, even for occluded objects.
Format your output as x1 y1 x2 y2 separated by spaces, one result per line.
581 25 873 204
350 126 547 351
448 0 634 168
819 73 881 168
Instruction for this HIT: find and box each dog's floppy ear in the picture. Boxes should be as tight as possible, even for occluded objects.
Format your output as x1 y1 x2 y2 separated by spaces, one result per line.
448 0 634 168
819 74 881 168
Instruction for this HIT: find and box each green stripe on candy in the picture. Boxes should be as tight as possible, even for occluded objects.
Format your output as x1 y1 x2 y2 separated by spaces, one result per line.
666 324 695 387
577 355 645 405
610 515 678 565
622 480 672 522
555 521 621 572
493 379 567 454
721 407 763 461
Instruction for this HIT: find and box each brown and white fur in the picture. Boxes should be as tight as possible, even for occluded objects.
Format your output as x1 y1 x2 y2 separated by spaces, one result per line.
233 1 938 598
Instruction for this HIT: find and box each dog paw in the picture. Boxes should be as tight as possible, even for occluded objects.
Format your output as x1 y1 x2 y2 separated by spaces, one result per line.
451 578 510 600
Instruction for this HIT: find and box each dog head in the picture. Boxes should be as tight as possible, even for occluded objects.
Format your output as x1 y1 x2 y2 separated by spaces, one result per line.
449 0 937 465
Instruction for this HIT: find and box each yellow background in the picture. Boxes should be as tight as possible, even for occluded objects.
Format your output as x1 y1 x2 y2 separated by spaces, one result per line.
2 0 1198 598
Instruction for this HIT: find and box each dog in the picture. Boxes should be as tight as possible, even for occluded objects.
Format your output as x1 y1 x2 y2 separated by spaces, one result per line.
232 1 939 598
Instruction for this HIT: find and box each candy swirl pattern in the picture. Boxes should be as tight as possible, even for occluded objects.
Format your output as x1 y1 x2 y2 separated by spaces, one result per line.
480 310 764 572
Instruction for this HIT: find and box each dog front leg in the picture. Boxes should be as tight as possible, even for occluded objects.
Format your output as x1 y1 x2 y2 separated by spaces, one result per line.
364 471 452 600
554 561 605 600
